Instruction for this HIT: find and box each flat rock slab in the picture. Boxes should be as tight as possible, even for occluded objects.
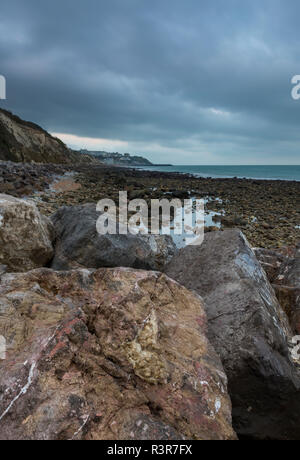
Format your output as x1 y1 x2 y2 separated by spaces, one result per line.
0 267 235 440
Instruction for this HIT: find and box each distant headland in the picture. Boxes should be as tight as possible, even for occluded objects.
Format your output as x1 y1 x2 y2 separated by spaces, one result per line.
79 149 172 167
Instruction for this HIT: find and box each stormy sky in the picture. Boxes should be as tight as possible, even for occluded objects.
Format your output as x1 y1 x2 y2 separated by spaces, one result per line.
0 0 300 164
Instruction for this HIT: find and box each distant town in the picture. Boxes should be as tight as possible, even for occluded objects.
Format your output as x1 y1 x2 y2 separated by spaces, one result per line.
79 149 172 167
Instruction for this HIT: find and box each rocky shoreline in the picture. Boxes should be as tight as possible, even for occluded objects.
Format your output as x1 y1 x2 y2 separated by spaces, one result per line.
0 161 299 440
1 161 299 249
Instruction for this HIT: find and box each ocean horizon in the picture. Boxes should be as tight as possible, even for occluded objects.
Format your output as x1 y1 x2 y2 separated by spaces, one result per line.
138 165 300 181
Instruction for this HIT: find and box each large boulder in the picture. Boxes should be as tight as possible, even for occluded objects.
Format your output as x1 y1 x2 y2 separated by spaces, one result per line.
165 229 300 440
0 194 54 272
50 204 176 271
0 267 236 440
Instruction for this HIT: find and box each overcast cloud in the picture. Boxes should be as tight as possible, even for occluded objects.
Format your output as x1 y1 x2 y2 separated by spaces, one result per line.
0 0 300 164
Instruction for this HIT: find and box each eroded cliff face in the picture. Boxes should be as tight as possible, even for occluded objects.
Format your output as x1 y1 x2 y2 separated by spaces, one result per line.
0 109 96 164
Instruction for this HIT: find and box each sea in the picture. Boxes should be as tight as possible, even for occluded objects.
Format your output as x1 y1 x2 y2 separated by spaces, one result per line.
137 165 300 181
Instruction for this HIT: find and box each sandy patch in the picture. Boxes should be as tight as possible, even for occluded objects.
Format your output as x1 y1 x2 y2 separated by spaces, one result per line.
52 178 82 193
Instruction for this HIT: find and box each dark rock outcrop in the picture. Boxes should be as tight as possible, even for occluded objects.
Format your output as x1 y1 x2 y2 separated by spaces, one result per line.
50 204 176 271
0 267 236 440
165 229 300 440
255 245 300 335
276 244 300 287
273 244 300 334
253 247 288 283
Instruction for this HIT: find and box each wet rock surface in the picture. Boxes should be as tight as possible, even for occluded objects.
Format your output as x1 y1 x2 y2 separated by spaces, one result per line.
0 194 54 272
165 229 300 440
0 267 236 440
50 203 177 271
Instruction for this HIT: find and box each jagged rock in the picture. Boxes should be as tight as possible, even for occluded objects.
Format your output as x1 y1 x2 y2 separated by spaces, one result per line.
275 244 300 287
254 247 288 283
272 244 300 334
255 246 300 334
0 194 54 272
0 267 236 440
165 229 300 440
273 285 300 334
50 204 176 271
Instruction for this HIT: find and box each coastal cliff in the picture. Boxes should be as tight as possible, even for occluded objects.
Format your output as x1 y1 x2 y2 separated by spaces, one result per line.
0 109 98 164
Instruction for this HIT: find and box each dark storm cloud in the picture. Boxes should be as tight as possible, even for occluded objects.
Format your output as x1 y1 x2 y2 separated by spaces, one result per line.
0 0 300 163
